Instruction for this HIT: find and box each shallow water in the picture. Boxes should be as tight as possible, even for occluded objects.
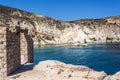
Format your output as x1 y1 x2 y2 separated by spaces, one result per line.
34 43 120 75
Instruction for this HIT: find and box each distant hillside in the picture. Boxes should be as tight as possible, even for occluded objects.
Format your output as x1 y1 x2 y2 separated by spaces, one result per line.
0 5 120 44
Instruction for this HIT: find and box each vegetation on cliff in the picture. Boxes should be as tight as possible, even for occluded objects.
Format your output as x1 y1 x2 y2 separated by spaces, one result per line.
0 5 120 44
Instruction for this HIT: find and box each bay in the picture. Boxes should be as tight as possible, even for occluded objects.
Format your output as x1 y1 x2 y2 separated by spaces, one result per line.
34 43 120 75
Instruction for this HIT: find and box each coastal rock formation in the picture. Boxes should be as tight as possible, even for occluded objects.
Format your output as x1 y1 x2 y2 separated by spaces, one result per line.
33 60 120 80
34 60 107 80
0 5 120 45
104 72 120 80
7 60 120 80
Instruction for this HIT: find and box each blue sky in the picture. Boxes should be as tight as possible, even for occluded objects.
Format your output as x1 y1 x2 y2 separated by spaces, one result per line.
0 0 120 21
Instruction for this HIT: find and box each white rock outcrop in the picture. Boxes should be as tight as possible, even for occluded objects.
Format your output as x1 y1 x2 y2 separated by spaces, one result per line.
8 60 120 80
34 60 107 80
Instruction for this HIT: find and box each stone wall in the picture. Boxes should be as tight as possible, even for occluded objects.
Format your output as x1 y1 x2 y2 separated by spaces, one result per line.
21 32 28 64
20 30 33 64
0 24 33 80
6 25 21 75
0 25 7 80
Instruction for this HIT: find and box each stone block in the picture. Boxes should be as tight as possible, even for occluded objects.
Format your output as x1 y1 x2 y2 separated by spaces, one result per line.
0 30 6 34
0 45 6 50
0 53 4 58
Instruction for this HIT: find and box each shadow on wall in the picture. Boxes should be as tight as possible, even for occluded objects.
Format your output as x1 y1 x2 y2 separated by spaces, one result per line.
20 29 33 64
10 63 35 76
6 25 21 75
6 24 33 76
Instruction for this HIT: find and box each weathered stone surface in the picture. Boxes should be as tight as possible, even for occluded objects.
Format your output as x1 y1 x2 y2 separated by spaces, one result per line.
0 24 33 80
104 72 120 80
6 60 120 80
34 60 107 80
0 25 7 80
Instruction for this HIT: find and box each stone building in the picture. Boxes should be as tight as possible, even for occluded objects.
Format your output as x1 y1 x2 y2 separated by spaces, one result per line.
0 24 33 80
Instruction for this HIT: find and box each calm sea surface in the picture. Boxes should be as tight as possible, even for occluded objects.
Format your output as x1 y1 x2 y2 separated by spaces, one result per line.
34 43 120 75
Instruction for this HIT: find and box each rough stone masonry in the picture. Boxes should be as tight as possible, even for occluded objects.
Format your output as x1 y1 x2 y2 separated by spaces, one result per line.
0 24 33 80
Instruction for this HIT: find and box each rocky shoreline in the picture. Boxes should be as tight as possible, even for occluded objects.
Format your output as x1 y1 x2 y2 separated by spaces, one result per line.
1 5 120 80
8 60 120 80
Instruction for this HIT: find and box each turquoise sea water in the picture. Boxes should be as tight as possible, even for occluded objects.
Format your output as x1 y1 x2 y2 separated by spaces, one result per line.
34 43 120 75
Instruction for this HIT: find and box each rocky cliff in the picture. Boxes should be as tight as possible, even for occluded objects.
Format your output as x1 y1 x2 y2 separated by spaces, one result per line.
0 5 120 45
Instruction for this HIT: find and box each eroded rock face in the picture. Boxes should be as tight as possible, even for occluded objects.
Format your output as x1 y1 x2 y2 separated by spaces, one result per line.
104 72 120 80
1 5 120 45
34 60 107 80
